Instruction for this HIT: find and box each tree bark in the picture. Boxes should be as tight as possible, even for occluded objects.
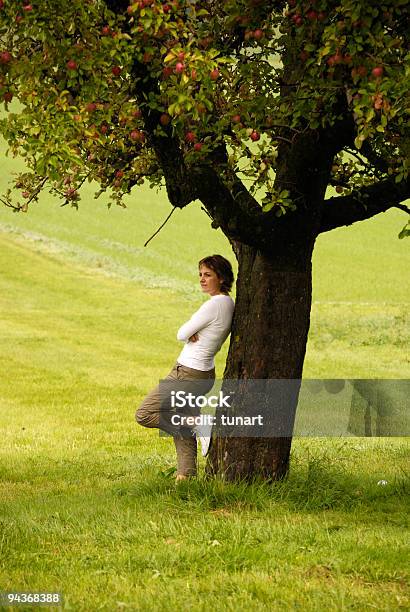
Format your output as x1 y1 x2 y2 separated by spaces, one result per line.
207 241 314 481
203 132 335 482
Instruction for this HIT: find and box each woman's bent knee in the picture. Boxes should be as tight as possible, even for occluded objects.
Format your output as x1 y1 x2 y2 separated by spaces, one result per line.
135 387 161 428
135 407 152 427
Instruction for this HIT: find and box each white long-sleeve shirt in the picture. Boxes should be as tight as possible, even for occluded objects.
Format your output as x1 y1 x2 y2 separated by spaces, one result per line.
176 294 235 371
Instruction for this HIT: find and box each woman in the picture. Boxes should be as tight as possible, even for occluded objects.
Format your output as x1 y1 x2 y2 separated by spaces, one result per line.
136 254 235 481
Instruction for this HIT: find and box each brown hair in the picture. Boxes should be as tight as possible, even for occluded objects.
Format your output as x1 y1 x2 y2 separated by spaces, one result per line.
198 254 234 294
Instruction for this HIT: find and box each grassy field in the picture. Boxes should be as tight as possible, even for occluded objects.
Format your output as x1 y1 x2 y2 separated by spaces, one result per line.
0 143 409 610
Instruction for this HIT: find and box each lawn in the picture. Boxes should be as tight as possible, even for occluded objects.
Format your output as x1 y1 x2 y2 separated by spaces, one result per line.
0 144 409 610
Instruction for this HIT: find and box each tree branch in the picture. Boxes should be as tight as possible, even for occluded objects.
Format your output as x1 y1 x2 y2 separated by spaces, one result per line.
144 206 176 247
319 177 410 233
191 149 267 247
103 0 196 209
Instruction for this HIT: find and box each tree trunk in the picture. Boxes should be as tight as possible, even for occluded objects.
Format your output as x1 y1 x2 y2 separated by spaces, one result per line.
204 127 338 482
207 240 314 481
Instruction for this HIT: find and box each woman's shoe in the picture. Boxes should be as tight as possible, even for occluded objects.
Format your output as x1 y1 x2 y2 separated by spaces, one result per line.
194 421 213 457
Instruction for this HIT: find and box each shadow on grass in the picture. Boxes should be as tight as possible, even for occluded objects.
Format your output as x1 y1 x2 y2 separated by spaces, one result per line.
2 443 408 523
113 450 410 517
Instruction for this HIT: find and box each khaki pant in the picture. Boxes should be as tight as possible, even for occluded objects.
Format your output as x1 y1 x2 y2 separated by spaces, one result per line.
136 363 215 476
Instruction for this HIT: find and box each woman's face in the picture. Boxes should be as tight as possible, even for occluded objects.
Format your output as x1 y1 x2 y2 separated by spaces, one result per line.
199 265 223 296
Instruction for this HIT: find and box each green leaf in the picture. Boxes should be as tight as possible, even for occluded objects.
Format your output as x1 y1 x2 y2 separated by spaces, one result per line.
262 201 275 212
354 135 365 149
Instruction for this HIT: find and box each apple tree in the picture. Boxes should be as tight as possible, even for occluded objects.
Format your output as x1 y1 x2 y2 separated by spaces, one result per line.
0 0 409 480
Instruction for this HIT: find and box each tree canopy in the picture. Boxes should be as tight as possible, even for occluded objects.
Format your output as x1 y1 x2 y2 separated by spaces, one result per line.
0 0 409 239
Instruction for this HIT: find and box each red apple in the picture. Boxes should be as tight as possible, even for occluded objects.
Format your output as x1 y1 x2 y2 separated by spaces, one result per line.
163 3 171 12
253 29 264 40
232 114 241 123
372 66 383 78
210 68 220 80
306 10 318 20
101 26 111 36
194 142 203 151
23 4 33 10
0 51 12 64
250 130 260 141
328 52 343 66
132 108 142 118
162 66 173 78
177 51 185 61
66 59 77 71
175 62 185 74
112 65 122 76
130 129 145 142
86 102 97 112
16 15 24 23
185 131 196 143
373 94 383 110
115 170 124 178
3 91 13 102
160 113 171 126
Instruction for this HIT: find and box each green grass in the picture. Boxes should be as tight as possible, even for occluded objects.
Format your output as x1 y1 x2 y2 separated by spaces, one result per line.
0 138 409 610
0 227 409 610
